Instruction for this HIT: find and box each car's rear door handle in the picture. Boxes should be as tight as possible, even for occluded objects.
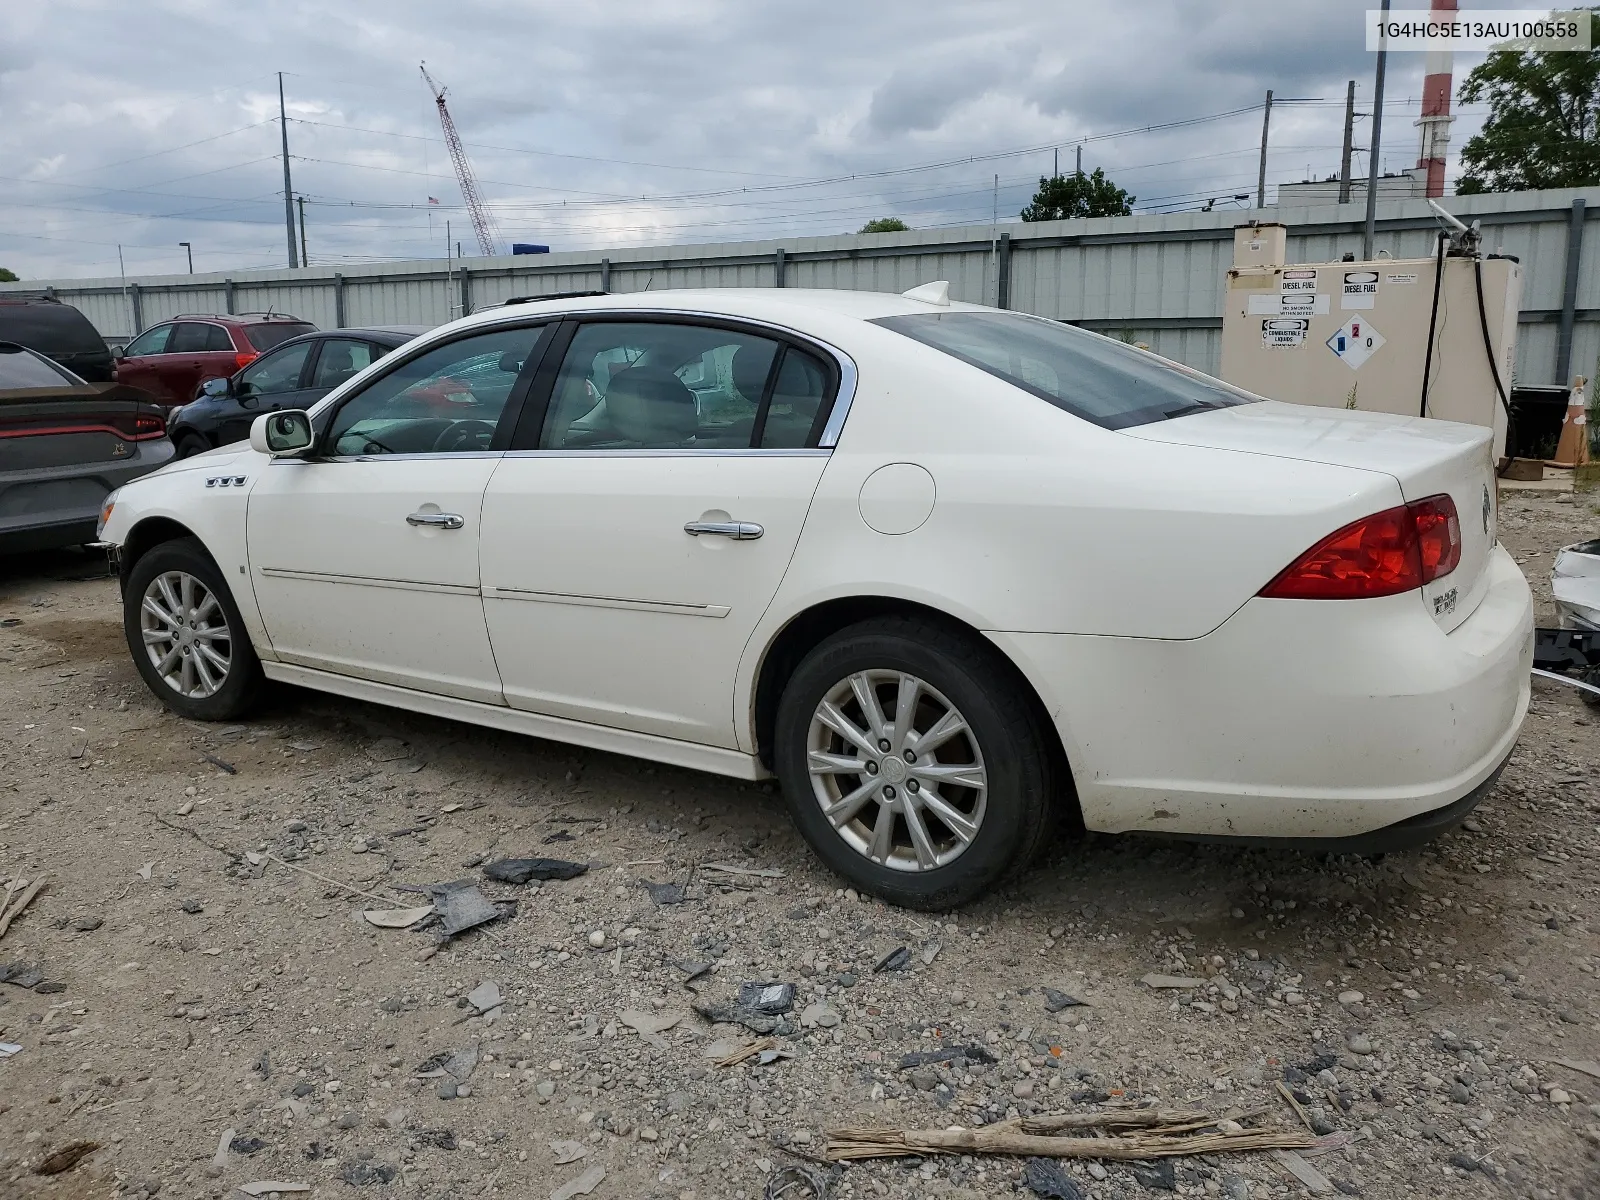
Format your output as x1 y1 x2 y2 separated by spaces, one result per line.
684 520 763 540
407 512 465 530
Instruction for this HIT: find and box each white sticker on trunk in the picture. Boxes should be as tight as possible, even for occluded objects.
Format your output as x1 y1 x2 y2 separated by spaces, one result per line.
1327 317 1385 369
1247 293 1329 315
1280 269 1318 293
1341 270 1379 309
1263 318 1309 348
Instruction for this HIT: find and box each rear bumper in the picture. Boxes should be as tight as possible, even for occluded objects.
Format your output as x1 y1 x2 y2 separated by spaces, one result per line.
0 439 174 554
992 544 1534 842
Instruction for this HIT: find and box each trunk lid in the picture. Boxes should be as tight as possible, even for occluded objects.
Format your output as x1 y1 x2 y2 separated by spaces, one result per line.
1127 400 1498 632
0 383 168 473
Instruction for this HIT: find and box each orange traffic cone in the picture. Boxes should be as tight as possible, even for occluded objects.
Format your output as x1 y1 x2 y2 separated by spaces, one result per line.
1553 377 1591 467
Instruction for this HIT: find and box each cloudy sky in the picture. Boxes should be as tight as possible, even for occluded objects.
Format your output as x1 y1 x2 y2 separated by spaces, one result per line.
0 0 1510 281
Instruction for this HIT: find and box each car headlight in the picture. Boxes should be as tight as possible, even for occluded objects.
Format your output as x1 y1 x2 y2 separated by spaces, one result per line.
96 489 121 541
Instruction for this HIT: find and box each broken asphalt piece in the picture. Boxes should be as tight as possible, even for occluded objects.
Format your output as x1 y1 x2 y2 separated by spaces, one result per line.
762 1164 835 1200
238 1183 310 1197
362 905 434 930
1140 973 1205 989
1042 987 1087 1012
484 857 588 884
550 1164 606 1200
340 1162 398 1186
620 1009 683 1049
229 1135 267 1155
33 1140 99 1176
550 1139 589 1164
739 981 797 1014
679 960 713 984
1024 1157 1087 1199
874 946 911 973
1132 1160 1178 1191
417 1129 457 1150
897 1044 999 1070
695 982 797 1034
542 829 575 843
180 900 203 915
402 880 510 938
642 879 687 906
0 960 45 989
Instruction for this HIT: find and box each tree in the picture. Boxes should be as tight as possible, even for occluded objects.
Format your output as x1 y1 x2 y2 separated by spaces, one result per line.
0 268 17 282
1020 167 1134 221
859 217 910 233
1456 11 1600 194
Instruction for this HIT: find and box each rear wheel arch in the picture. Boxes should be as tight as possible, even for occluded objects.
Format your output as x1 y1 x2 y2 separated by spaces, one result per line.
750 596 1078 817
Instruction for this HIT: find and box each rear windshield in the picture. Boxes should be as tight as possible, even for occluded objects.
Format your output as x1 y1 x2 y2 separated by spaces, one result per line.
0 346 75 389
0 300 106 357
246 322 316 351
872 311 1258 430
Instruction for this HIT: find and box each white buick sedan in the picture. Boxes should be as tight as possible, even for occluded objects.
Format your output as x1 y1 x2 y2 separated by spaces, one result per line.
99 285 1533 908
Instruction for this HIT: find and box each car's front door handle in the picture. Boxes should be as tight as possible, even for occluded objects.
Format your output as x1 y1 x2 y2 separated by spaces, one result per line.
407 512 465 530
684 520 763 540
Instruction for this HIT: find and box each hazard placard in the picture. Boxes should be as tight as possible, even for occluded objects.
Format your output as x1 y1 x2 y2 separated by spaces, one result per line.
1263 318 1309 348
1327 316 1385 369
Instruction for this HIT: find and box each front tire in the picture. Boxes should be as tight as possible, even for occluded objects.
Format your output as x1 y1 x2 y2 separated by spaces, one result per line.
774 616 1059 910
174 433 210 459
123 537 263 720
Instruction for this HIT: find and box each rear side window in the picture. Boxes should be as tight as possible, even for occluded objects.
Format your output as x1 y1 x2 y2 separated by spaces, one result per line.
873 311 1258 430
202 324 234 352
169 323 213 353
0 347 73 388
246 322 316 351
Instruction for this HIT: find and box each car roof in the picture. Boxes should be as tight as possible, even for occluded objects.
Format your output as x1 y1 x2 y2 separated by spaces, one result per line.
467 287 988 330
165 313 312 325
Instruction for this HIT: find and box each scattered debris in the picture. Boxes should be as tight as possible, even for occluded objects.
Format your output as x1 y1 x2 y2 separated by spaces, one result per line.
1131 1159 1178 1190
211 1127 235 1171
715 1037 777 1067
696 982 798 1033
33 1141 99 1176
467 980 503 1015
264 854 397 904
200 752 236 774
417 1129 457 1150
483 857 588 884
542 829 575 843
1041 987 1086 1012
362 905 434 930
1548 1057 1600 1081
1274 1149 1335 1195
897 1044 998 1070
550 1163 606 1200
700 862 784 879
1140 973 1205 989
137 862 153 880
340 1162 398 1185
0 1042 22 1059
0 874 47 939
873 946 911 973
229 1135 268 1155
550 1139 589 1164
642 879 688 905
1024 1156 1087 1199
403 880 511 939
620 1008 683 1049
921 942 941 965
0 961 45 989
763 1163 834 1200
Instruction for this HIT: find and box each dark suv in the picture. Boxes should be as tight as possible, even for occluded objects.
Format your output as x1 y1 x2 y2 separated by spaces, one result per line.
166 326 428 456
114 313 316 407
0 295 116 382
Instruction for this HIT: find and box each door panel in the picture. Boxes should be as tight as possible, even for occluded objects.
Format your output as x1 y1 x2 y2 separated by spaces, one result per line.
480 452 827 745
247 457 503 703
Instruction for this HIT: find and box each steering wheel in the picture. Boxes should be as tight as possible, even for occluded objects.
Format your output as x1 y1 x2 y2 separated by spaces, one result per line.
431 420 496 453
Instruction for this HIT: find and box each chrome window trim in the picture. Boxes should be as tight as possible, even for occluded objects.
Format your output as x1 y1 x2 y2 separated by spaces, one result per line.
270 451 506 465
501 447 831 460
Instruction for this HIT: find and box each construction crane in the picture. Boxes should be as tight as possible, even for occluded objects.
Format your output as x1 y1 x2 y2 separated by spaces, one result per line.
420 62 503 257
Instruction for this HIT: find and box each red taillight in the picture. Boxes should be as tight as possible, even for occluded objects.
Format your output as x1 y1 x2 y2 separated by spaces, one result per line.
130 412 167 440
1260 494 1461 600
235 351 258 370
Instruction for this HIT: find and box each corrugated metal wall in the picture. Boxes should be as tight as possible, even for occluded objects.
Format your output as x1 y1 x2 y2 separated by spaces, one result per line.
9 187 1600 386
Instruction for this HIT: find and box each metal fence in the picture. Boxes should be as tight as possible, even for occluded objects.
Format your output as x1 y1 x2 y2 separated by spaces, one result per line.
8 186 1600 386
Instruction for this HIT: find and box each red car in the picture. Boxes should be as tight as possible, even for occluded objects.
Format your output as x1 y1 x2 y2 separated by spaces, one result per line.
113 312 315 407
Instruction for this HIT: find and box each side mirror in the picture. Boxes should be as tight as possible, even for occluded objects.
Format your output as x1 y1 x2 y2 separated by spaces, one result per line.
250 410 313 458
111 345 126 360
201 376 230 399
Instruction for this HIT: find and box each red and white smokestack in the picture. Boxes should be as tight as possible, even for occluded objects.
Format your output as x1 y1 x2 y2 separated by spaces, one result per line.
1416 0 1456 197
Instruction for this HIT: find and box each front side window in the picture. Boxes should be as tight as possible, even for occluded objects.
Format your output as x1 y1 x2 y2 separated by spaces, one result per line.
238 340 312 397
124 325 172 357
325 325 543 456
540 321 832 450
311 339 376 389
872 311 1258 430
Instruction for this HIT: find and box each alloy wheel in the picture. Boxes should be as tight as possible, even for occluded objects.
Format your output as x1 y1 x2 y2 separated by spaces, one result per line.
140 570 232 699
805 670 988 872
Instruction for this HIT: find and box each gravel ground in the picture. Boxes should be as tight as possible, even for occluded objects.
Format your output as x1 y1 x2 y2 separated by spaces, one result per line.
0 488 1597 1200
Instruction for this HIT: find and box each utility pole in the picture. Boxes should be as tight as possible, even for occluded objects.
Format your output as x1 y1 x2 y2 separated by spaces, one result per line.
278 72 299 269
178 242 193 273
1363 0 1391 258
1075 144 1082 178
991 174 999 306
1053 147 1058 180
1339 79 1356 204
296 195 309 266
1256 89 1274 209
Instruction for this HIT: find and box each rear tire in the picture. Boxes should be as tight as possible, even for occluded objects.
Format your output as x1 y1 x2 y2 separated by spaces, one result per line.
123 537 263 721
774 616 1058 910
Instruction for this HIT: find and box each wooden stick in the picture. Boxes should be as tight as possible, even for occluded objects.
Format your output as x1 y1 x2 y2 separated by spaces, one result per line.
716 1037 776 1068
824 1126 1314 1163
0 874 46 940
1276 1081 1316 1133
1018 1107 1252 1134
263 854 397 906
